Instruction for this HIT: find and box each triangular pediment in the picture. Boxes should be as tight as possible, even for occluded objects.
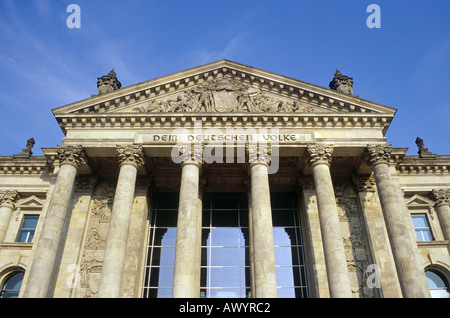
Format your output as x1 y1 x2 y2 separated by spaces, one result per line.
405 194 435 208
52 60 396 134
16 195 45 209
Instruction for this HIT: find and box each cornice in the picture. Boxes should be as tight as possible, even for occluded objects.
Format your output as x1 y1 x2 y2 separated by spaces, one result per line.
55 112 393 135
0 156 51 175
395 155 450 175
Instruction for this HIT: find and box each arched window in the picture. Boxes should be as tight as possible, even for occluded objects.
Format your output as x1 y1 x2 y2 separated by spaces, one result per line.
425 270 449 298
0 271 24 298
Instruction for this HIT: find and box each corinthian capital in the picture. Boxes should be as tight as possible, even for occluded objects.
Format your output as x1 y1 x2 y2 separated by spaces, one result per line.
57 145 87 167
246 142 272 166
305 145 333 167
0 190 20 208
432 189 450 207
117 145 145 168
365 144 392 166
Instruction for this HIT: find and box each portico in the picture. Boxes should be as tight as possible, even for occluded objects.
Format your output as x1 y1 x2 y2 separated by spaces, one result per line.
1 60 446 298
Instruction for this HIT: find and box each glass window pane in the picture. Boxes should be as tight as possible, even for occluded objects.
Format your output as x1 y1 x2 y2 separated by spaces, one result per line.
149 267 174 288
421 230 433 241
151 247 175 266
210 247 244 267
277 287 296 298
276 266 295 286
155 287 173 298
426 271 447 288
212 210 238 227
273 227 297 246
22 215 39 228
271 193 294 209
155 210 177 227
211 194 239 210
209 288 243 298
275 246 300 266
156 194 179 209
16 231 30 243
153 228 177 247
272 210 294 226
211 227 239 246
1 272 24 298
209 267 244 288
412 215 427 228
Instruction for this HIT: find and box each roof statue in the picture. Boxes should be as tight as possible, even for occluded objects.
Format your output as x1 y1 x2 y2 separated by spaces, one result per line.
13 137 35 158
415 137 436 158
329 69 354 95
97 68 122 95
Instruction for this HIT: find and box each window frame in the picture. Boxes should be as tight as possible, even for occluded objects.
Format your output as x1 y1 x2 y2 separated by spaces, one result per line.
411 213 434 242
425 269 450 298
0 270 24 298
16 214 39 243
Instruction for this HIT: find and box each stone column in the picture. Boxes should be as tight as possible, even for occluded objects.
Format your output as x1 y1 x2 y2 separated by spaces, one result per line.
173 144 203 298
432 189 450 240
98 145 144 298
365 144 428 298
23 145 87 298
195 178 207 297
305 145 352 298
244 178 256 297
247 143 277 298
0 190 20 242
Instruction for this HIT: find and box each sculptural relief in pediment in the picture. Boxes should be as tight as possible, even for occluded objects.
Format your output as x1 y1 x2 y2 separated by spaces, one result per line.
132 77 333 114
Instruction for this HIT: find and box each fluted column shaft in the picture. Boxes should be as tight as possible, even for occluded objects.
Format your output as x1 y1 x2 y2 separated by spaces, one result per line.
306 145 352 298
23 145 86 298
98 145 144 298
366 144 428 298
248 143 277 298
173 156 202 298
432 189 450 240
0 190 20 243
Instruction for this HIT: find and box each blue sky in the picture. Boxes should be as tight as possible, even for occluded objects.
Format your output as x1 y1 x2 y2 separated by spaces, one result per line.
0 0 449 156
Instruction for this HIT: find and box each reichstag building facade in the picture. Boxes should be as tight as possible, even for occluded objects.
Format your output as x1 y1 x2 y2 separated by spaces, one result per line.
0 60 449 298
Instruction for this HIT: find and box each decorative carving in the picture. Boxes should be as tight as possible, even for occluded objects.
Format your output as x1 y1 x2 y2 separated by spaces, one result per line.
57 145 87 167
77 181 115 298
116 145 144 168
134 77 322 114
305 145 333 167
0 190 20 207
246 142 272 166
13 137 35 158
329 69 354 95
97 69 121 95
415 137 436 158
365 144 392 166
351 174 376 192
334 182 373 298
432 189 450 207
